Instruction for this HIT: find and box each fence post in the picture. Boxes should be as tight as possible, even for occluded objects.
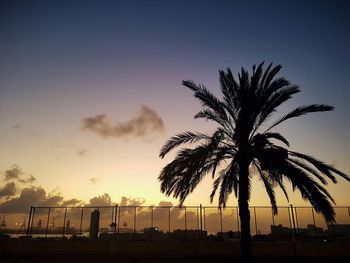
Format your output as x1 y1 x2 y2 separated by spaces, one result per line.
79 207 84 235
134 206 137 239
203 207 206 231
219 207 223 234
151 206 154 228
294 207 299 232
290 204 297 237
168 207 171 237
26 206 33 237
287 206 293 236
254 207 258 235
30 207 35 236
117 206 121 233
114 205 118 235
199 204 203 235
45 208 51 238
311 207 316 229
236 207 240 233
62 207 67 238
196 207 199 229
111 206 114 227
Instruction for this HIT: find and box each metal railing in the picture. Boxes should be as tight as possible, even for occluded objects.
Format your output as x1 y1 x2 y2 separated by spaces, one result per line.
17 205 350 240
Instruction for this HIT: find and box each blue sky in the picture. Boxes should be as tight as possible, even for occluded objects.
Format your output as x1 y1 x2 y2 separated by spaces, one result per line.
0 0 349 209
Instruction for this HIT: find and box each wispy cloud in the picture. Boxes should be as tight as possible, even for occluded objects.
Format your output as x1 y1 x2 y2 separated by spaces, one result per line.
4 165 22 181
76 148 88 157
89 177 99 184
18 174 36 184
81 105 165 139
0 186 83 213
88 193 112 206
120 196 146 206
3 165 36 184
0 182 17 199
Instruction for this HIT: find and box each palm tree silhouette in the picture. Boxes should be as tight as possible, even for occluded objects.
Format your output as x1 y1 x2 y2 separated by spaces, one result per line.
158 62 349 262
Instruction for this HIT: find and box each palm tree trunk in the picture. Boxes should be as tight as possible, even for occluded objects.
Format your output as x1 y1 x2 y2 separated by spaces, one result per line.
238 159 252 263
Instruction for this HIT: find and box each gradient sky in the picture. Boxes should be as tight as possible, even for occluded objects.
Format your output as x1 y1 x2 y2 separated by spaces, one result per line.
1 0 350 210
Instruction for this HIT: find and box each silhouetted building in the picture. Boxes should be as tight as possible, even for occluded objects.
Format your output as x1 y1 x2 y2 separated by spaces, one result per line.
270 224 292 238
0 215 6 229
305 224 324 236
51 218 55 231
20 218 26 231
37 219 42 230
326 224 350 237
143 227 165 240
217 231 240 239
171 229 207 240
89 209 100 239
66 219 70 231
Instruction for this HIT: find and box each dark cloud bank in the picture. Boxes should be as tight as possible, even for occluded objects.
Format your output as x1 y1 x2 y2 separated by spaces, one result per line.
0 166 167 214
0 165 81 213
81 105 165 139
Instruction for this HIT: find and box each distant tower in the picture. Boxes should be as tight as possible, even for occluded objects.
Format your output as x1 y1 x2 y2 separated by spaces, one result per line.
89 209 100 239
0 215 6 229
20 217 26 231
51 218 55 231
66 219 70 231
37 219 42 230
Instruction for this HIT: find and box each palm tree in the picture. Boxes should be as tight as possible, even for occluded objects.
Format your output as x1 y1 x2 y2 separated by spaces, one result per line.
158 62 349 262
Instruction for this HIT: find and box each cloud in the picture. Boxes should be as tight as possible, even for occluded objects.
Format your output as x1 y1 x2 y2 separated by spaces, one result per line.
81 105 165 139
2 165 36 185
158 201 173 207
88 177 99 184
120 196 146 206
18 174 36 184
76 149 87 157
88 193 112 206
0 186 84 213
61 198 83 207
3 165 22 181
0 182 17 199
0 187 48 213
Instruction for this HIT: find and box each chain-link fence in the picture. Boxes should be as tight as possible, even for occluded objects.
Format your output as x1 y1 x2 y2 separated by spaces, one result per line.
1 205 349 240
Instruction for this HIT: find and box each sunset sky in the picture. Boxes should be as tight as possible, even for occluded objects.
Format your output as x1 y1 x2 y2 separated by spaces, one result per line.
1 0 350 213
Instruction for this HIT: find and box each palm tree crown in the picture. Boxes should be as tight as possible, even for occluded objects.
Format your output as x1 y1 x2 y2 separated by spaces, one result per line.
159 62 349 223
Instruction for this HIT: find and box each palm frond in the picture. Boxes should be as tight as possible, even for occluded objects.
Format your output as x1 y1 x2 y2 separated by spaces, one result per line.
250 62 264 90
159 131 224 205
159 131 209 158
288 158 328 184
182 80 200 92
253 132 290 147
210 175 222 203
252 85 299 135
194 109 229 130
261 64 283 89
289 151 350 182
253 162 278 214
183 80 228 124
266 104 334 132
209 161 239 206
219 68 240 121
274 160 336 222
219 162 239 206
